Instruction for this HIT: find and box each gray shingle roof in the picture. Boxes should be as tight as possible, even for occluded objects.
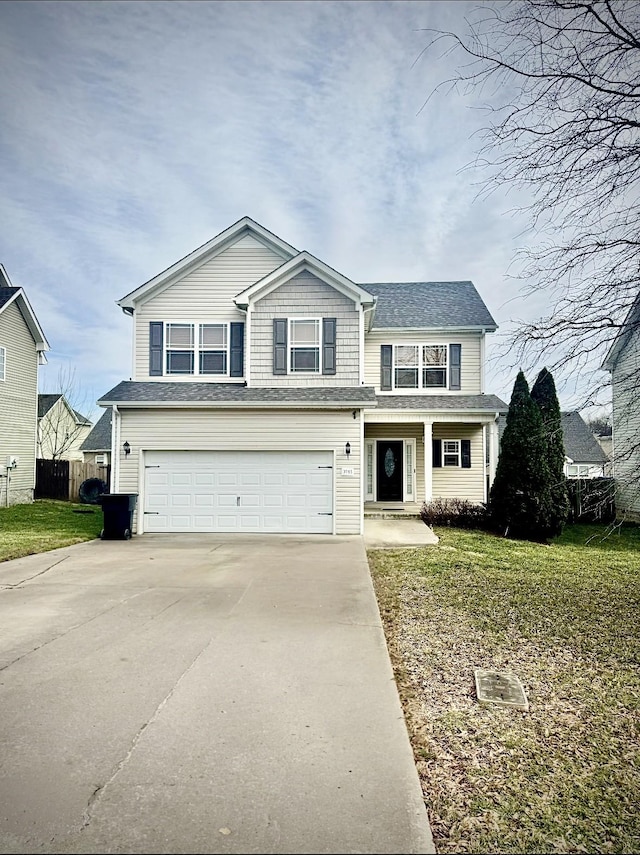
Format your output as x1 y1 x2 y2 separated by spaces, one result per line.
0 286 19 309
561 411 610 464
37 393 62 418
98 382 378 406
80 409 112 451
363 282 498 329
375 394 508 411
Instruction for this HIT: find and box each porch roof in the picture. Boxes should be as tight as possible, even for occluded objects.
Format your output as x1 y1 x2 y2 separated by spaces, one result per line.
370 394 507 413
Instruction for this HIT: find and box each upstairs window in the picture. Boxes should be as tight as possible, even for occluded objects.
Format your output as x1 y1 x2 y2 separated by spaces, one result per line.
290 319 320 372
166 324 194 374
0 346 5 381
381 343 460 391
165 323 229 376
199 324 227 374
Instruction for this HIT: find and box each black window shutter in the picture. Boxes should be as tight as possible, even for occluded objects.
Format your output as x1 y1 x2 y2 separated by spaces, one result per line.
322 318 336 375
149 322 163 376
380 345 392 390
461 439 471 468
449 344 461 390
273 318 287 375
230 322 244 377
432 439 442 468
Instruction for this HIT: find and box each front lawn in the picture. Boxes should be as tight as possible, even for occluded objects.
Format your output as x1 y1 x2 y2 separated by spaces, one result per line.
369 524 640 854
0 499 103 562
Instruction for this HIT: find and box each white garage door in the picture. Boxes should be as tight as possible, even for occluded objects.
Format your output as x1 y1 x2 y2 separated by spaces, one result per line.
144 450 334 534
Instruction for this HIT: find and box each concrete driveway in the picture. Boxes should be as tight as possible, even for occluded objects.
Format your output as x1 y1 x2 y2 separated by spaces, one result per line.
0 534 433 854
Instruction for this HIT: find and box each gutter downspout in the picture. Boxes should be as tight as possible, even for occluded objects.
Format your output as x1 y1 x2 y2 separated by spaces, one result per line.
111 404 120 492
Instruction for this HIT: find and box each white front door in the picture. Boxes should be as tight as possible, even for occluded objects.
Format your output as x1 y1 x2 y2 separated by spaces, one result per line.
143 450 333 533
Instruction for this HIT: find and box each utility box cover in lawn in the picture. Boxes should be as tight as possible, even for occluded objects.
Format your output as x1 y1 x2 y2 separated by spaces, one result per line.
474 669 529 711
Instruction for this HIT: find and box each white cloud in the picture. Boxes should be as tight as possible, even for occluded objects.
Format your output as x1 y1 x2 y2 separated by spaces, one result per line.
0 0 601 410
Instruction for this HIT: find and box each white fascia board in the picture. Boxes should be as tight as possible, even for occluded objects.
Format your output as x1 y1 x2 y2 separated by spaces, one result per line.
98 400 377 409
601 291 640 371
0 278 50 352
117 217 298 309
234 251 376 309
368 324 496 334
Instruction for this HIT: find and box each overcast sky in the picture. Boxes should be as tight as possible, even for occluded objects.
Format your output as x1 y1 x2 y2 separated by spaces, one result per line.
0 0 601 420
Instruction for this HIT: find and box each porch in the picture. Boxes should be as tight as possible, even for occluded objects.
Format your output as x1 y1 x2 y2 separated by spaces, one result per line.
364 500 423 519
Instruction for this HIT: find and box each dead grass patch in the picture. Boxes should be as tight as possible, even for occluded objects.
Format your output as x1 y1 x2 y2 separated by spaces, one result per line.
369 525 640 854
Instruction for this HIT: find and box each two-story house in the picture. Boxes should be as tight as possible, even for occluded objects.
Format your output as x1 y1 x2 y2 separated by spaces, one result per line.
37 394 92 461
602 290 640 521
98 217 507 535
0 266 49 506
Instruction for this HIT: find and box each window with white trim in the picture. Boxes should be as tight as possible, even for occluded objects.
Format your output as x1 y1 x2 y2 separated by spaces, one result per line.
567 464 590 478
0 346 5 381
443 440 461 467
392 344 448 390
165 323 228 376
289 319 320 373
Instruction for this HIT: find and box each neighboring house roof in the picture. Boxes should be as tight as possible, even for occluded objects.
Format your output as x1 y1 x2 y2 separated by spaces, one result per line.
80 408 112 452
38 393 91 425
98 382 378 408
117 216 298 310
375 394 507 412
561 411 609 464
601 290 640 371
0 265 50 352
363 281 498 330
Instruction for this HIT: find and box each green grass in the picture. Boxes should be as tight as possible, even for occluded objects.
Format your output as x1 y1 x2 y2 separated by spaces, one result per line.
0 499 103 562
368 524 640 854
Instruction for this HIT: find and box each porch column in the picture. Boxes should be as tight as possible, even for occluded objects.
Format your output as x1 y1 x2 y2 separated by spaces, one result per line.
423 419 433 502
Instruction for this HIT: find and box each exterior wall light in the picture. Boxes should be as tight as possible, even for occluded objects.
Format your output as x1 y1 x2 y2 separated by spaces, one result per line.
345 442 351 458
123 441 131 457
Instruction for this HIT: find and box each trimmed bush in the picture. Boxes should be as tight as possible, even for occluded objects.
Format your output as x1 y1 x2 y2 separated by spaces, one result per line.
421 497 490 529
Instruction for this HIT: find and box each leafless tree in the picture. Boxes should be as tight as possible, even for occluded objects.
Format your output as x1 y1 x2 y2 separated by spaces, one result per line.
420 0 640 504
38 365 93 460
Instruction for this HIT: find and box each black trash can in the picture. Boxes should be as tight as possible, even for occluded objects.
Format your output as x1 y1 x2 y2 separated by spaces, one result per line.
98 493 138 540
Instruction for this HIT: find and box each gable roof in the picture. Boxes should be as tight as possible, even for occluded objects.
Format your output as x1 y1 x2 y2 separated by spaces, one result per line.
561 411 609 464
80 408 112 451
117 216 298 310
38 393 91 425
0 265 49 352
363 282 497 330
601 290 640 371
234 251 376 309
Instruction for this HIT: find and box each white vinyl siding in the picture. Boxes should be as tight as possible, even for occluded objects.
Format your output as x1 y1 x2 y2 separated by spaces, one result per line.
0 302 39 504
611 326 640 518
250 272 359 386
364 422 485 504
433 424 484 502
0 346 5 381
116 408 361 534
364 330 483 394
134 235 284 381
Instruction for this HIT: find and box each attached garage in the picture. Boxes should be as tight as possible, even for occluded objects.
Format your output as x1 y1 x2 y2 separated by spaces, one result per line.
143 450 334 533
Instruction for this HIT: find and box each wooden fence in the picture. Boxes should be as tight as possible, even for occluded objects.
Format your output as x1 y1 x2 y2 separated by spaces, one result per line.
36 459 111 502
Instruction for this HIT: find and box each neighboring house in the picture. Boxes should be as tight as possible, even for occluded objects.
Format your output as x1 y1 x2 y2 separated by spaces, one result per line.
561 411 610 479
0 266 49 505
37 394 92 461
602 291 640 521
79 408 112 465
97 216 507 535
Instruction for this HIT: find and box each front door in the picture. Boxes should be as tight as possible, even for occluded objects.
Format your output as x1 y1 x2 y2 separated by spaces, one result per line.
376 441 404 502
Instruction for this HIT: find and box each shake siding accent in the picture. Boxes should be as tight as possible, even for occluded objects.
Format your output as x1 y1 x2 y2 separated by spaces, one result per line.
432 424 484 502
612 328 640 517
134 236 284 381
250 272 360 386
0 302 38 504
117 408 361 534
364 330 483 394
